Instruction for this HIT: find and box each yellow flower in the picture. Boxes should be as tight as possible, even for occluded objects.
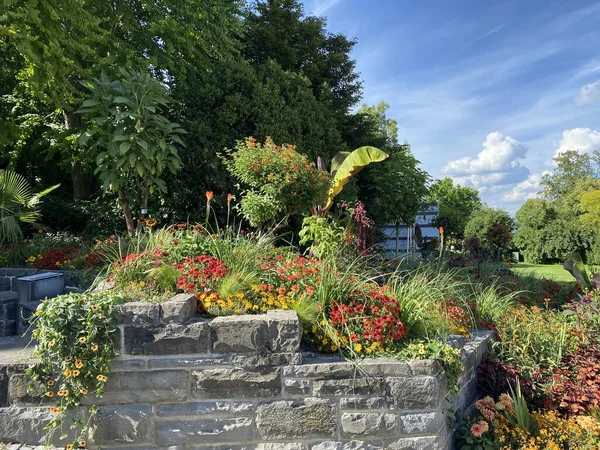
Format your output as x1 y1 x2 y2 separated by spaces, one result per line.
354 343 362 353
78 337 87 343
80 388 88 395
63 369 72 378
72 370 80 377
45 391 54 398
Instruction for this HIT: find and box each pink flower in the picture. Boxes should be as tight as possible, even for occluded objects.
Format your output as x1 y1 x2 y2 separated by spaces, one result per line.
471 422 486 438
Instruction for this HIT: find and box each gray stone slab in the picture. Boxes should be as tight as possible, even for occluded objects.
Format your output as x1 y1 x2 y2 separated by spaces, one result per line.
162 294 197 324
310 442 384 450
209 315 268 353
255 398 336 439
341 413 397 438
89 404 153 445
313 378 383 397
116 302 162 325
156 417 253 445
147 355 231 369
265 309 302 352
157 401 230 417
386 376 441 410
192 367 280 399
98 370 188 403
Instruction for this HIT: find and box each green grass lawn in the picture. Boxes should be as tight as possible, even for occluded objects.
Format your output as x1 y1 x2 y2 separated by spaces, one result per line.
512 263 574 283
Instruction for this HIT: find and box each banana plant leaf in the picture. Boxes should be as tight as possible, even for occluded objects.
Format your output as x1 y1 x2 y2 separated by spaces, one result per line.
324 146 388 210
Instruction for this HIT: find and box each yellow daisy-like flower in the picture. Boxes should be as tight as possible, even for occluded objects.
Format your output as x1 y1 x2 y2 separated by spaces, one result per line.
72 370 80 377
63 369 72 378
78 337 87 343
45 391 54 398
80 388 88 395
91 345 99 352
75 359 84 368
47 380 54 386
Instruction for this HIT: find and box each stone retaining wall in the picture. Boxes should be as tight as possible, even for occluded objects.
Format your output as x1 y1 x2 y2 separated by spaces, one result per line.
0 295 493 449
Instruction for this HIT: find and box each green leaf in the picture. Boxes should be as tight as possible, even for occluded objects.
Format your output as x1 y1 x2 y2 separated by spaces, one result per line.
135 162 144 177
325 146 388 210
80 99 100 107
128 154 136 166
119 142 131 153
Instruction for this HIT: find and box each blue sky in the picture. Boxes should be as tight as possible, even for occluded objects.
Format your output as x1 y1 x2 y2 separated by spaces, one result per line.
302 0 600 213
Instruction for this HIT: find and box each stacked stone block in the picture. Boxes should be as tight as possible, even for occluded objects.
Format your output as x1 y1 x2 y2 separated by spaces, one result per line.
0 295 493 449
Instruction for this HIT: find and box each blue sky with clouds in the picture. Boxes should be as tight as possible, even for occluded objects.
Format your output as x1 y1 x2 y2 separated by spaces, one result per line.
302 0 600 213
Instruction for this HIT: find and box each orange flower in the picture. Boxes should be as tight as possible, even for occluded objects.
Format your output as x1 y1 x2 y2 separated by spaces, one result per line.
96 374 108 383
49 406 60 414
438 226 444 235
80 388 88 395
47 380 55 386
45 391 54 398
78 337 87 343
75 359 84 368
79 441 86 448
63 369 72 378
66 444 73 450
72 370 80 377
227 193 233 205
206 191 214 201
64 356 72 362
91 305 99 312
91 345 99 352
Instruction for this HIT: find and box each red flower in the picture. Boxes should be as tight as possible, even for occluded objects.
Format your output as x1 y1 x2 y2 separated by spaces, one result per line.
206 191 214 201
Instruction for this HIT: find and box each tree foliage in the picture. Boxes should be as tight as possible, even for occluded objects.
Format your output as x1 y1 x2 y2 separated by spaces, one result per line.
464 206 514 258
426 178 482 239
78 70 185 234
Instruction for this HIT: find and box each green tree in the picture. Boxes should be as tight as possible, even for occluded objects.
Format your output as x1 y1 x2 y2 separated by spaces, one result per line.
78 70 185 234
1 0 242 198
579 190 600 229
425 178 482 239
464 206 514 259
244 0 361 114
541 151 598 204
513 199 556 263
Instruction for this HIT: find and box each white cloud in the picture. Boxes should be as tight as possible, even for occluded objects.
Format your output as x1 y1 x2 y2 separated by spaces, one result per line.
442 132 528 175
453 166 530 191
555 128 600 156
502 172 547 202
575 80 600 106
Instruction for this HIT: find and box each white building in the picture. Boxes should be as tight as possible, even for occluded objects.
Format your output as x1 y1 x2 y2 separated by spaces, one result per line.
379 202 440 258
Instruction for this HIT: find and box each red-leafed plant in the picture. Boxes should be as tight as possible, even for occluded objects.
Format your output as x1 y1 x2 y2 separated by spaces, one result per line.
547 343 600 416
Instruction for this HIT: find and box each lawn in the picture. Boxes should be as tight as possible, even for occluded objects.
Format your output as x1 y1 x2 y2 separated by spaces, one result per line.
512 262 574 283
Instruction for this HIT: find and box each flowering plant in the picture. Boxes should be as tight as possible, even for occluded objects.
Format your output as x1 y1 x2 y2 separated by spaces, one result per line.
175 255 229 311
220 137 331 228
456 394 600 449
27 292 121 448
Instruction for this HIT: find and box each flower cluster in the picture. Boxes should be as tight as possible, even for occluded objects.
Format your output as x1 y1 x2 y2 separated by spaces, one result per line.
28 292 120 449
458 394 600 449
257 253 320 300
176 255 229 292
29 245 80 269
327 287 407 355
439 298 470 337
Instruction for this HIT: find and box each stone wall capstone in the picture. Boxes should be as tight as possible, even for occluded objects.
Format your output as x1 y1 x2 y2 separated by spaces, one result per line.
0 298 493 449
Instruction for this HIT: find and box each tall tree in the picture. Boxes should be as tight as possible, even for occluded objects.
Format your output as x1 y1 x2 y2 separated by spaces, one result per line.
244 0 361 114
1 0 243 198
541 151 598 204
464 206 514 259
426 178 482 239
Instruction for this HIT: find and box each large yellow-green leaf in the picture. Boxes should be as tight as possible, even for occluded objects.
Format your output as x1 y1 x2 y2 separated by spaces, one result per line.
324 146 388 210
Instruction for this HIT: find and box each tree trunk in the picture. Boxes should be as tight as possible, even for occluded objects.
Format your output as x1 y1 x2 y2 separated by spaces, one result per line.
118 188 135 235
63 109 92 200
